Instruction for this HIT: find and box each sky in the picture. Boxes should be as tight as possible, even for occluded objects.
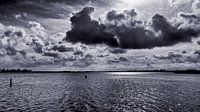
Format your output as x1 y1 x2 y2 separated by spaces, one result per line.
0 0 199 71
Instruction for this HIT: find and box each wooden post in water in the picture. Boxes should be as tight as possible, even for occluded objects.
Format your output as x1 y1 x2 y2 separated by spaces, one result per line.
10 78 12 87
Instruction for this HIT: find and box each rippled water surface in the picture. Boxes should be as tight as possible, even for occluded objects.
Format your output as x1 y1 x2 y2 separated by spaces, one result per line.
0 72 200 112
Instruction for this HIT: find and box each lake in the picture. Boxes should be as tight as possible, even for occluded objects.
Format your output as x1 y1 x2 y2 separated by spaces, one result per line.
0 72 200 112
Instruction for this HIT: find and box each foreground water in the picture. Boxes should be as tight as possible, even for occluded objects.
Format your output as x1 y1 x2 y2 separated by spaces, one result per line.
0 72 200 112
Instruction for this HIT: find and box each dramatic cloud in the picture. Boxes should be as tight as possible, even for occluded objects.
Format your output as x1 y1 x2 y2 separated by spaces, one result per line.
168 0 192 6
65 6 119 47
0 25 26 56
0 0 200 70
52 44 74 52
109 48 127 54
197 40 200 45
0 0 114 6
0 0 118 27
43 51 60 58
153 52 183 60
0 0 17 5
66 6 200 49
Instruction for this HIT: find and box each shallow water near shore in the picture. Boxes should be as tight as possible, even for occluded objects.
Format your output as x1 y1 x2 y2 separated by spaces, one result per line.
0 72 200 112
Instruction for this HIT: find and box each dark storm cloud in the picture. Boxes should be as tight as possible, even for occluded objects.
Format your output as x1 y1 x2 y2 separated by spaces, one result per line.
0 0 17 5
41 0 116 6
151 14 199 43
65 6 119 47
0 1 67 18
107 10 125 21
0 0 116 9
66 6 200 49
6 46 18 56
106 11 199 49
0 0 110 6
0 0 117 26
106 9 137 21
197 41 200 45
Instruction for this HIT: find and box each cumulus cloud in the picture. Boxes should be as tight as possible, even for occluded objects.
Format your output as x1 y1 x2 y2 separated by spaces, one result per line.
52 44 74 52
0 25 27 56
2 0 117 6
109 48 127 54
168 0 192 6
65 6 119 47
27 21 47 39
43 51 60 58
153 49 200 64
185 49 200 63
0 0 116 20
194 50 200 55
66 6 200 49
197 40 200 45
0 0 200 70
0 21 67 59
192 0 200 14
153 52 183 60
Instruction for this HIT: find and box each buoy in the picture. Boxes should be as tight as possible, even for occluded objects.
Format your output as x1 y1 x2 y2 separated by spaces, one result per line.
85 75 88 79
10 78 12 87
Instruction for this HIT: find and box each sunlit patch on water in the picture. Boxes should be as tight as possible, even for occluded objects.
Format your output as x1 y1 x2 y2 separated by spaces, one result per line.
108 72 151 79
109 72 150 75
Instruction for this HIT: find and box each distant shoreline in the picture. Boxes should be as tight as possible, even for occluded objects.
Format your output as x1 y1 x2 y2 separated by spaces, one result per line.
0 69 199 74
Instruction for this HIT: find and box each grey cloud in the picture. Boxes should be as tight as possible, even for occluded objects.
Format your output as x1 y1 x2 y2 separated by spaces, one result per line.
177 13 200 31
0 0 116 18
108 59 120 64
107 10 125 21
106 9 137 22
153 52 183 60
109 48 127 54
72 57 94 68
43 51 59 58
31 38 45 53
66 6 200 49
52 44 74 52
185 50 200 63
0 26 26 56
153 50 200 64
192 0 200 12
65 6 119 47
197 41 200 45
0 0 115 5
19 50 27 56
6 46 18 56
0 0 17 5
119 57 128 62
194 50 200 55
74 50 84 56
108 12 199 48
152 14 198 43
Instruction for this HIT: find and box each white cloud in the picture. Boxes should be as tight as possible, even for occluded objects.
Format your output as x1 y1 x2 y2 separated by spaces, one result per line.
0 1 199 71
192 0 200 14
168 0 192 6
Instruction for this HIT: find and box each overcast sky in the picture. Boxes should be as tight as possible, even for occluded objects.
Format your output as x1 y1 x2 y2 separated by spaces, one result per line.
0 0 199 71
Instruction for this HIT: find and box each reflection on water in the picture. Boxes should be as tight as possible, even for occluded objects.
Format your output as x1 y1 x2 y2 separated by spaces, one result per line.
0 73 200 112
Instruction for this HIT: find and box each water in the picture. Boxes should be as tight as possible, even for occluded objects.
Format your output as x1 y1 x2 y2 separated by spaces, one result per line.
0 72 200 112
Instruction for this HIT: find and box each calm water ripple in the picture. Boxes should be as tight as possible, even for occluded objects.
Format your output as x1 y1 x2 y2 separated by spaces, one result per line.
0 73 200 112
